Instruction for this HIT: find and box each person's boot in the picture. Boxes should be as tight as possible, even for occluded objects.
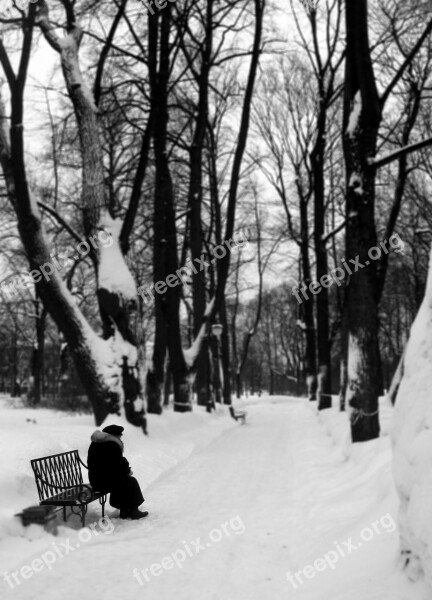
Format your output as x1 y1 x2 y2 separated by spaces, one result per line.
119 508 132 519
130 507 149 520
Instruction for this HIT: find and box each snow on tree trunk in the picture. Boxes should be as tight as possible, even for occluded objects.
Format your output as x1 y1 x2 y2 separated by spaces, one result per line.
392 247 432 585
96 213 146 428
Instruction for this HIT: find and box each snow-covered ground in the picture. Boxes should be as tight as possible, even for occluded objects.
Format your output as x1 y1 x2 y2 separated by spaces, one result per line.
0 394 426 599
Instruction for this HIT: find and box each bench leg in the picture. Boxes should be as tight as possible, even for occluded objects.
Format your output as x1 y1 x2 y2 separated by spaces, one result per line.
100 495 107 520
80 504 88 528
63 506 67 522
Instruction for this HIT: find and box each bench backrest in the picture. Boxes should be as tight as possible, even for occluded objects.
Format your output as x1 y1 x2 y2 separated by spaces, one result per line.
31 450 85 502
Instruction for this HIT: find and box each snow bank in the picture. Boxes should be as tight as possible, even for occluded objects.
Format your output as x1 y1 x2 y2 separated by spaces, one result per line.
317 395 394 459
392 247 432 587
280 397 425 600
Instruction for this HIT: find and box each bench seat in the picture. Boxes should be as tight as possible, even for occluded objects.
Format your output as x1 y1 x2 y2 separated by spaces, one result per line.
40 486 105 506
229 406 247 424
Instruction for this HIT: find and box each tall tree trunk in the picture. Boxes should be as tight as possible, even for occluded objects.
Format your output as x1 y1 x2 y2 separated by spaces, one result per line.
31 298 47 405
220 298 232 404
312 93 332 410
149 7 191 412
235 191 264 397
299 196 317 401
11 318 19 398
269 368 274 396
146 300 166 414
339 309 348 412
163 357 171 407
343 0 381 441
189 0 213 407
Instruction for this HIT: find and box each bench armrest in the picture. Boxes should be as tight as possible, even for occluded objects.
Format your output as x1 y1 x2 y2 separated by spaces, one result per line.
76 484 94 503
77 455 89 470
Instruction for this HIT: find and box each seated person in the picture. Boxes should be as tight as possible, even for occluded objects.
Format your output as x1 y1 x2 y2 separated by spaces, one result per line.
87 424 148 520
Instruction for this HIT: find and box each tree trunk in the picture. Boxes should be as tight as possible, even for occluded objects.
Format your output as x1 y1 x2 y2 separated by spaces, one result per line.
149 7 192 413
0 7 147 430
31 298 46 405
299 196 317 401
312 95 332 410
189 1 213 407
343 0 381 441
220 298 232 404
163 357 171 407
146 300 166 414
11 319 19 398
339 310 348 412
236 371 242 400
269 368 274 396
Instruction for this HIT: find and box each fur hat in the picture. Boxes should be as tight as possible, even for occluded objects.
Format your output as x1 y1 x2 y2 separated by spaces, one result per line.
102 424 124 436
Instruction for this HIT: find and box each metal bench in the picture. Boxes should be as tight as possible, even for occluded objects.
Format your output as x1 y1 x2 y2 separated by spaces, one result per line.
30 450 107 527
229 406 247 424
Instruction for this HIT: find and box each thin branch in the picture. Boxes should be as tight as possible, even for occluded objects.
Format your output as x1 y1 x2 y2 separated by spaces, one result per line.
37 201 83 243
93 0 128 106
321 219 346 244
120 112 153 253
380 17 432 108
0 40 16 89
370 136 432 170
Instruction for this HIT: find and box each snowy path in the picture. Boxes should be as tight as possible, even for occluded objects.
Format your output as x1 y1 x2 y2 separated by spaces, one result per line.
2 398 424 600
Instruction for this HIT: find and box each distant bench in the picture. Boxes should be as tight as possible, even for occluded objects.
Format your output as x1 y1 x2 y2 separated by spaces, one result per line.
31 450 107 528
229 406 247 425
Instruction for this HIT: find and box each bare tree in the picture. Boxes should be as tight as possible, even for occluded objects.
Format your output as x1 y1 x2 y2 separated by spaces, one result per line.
0 1 147 428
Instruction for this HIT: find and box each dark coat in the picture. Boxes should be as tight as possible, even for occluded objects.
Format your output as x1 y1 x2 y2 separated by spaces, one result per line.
87 431 144 509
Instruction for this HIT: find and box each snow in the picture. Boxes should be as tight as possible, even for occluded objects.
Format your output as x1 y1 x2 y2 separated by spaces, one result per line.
296 319 307 330
204 298 215 317
81 329 122 397
0 394 234 578
346 91 362 137
345 333 361 418
392 246 432 587
349 173 364 195
39 277 129 400
0 393 426 599
183 323 207 369
183 300 216 368
58 31 99 114
97 212 137 302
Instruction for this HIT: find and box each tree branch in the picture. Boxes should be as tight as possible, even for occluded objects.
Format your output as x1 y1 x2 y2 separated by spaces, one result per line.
370 136 432 170
93 0 128 106
321 219 346 244
37 201 83 244
120 112 153 254
379 17 432 109
0 40 16 89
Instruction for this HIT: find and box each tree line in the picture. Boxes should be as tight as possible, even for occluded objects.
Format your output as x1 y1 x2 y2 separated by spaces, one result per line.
0 0 431 441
